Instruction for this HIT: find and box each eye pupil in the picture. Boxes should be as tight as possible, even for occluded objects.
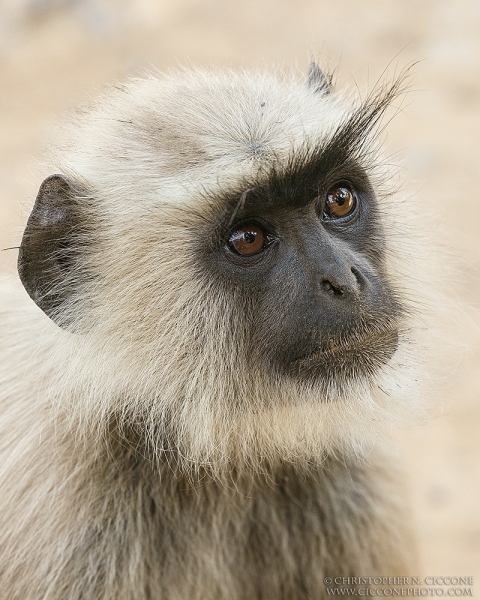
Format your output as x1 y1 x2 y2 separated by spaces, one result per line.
244 232 256 244
335 190 347 205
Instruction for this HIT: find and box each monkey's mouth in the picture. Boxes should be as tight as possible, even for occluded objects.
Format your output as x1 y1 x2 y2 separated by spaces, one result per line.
287 327 399 381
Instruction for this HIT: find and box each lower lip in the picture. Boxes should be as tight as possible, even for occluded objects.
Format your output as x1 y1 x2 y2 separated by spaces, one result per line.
293 329 399 368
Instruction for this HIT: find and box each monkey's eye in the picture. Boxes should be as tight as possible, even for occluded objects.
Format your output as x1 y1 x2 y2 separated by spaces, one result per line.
324 185 356 219
228 223 269 256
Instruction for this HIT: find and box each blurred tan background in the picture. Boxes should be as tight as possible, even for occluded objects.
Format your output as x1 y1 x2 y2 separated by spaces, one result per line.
1 0 479 583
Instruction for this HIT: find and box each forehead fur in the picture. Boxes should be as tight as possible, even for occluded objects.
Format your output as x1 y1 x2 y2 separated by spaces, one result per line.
58 69 352 206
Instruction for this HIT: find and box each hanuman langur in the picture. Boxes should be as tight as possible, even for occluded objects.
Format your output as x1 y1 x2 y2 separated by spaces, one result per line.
0 63 429 599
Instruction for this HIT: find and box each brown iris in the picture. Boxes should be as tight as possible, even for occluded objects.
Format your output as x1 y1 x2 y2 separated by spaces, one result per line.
325 185 356 219
228 223 267 256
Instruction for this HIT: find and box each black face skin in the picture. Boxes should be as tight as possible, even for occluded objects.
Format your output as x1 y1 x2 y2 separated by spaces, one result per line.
202 146 403 385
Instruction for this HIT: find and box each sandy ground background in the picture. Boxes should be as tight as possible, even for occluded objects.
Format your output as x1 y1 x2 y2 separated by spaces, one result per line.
0 0 479 584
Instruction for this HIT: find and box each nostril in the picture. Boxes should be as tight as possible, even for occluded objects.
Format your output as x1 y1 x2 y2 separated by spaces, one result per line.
350 266 363 289
350 267 367 291
321 279 344 297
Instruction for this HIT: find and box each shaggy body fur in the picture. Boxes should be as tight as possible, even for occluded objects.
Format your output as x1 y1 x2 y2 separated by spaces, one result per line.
0 68 425 599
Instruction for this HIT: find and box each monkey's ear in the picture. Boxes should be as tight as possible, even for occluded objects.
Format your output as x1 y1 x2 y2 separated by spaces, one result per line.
307 61 331 94
18 174 85 327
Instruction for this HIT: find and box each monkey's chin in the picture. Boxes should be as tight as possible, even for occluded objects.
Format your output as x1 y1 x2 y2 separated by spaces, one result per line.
285 328 399 385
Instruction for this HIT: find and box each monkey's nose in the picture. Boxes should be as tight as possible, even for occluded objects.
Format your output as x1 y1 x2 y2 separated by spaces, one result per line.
318 266 365 299
320 279 344 297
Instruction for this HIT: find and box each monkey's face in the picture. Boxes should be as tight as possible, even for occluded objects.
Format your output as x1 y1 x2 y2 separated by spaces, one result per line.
202 161 401 387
